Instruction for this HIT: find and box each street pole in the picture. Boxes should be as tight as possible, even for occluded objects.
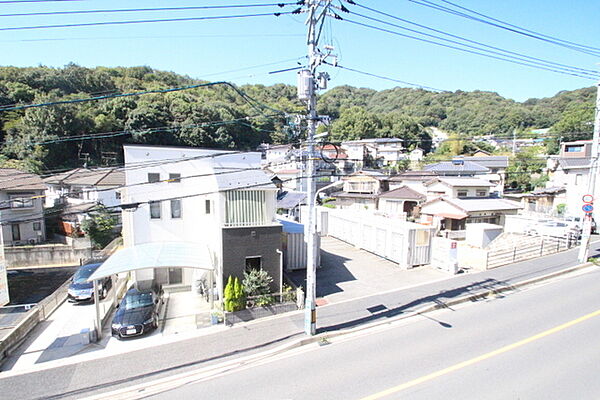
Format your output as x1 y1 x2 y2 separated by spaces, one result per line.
300 0 332 336
578 79 600 263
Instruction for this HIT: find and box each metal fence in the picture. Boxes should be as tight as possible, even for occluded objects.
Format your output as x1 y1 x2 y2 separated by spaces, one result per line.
486 235 578 269
224 288 303 326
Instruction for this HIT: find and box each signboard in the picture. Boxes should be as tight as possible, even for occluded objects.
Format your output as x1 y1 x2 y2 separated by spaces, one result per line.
583 194 594 203
582 204 594 213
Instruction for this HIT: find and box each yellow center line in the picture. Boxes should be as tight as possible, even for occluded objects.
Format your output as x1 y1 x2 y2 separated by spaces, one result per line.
360 308 600 400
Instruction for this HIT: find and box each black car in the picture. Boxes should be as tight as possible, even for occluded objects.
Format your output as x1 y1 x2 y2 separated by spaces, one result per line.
111 285 162 339
67 263 112 303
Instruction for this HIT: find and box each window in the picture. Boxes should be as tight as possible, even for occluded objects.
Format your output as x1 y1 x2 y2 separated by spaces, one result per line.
168 173 181 183
205 199 211 214
575 174 582 185
11 224 20 241
115 192 121 200
33 222 41 231
10 194 33 208
245 257 262 272
457 191 468 198
565 145 583 153
148 173 160 183
170 199 182 219
476 191 487 197
149 201 161 219
225 190 268 227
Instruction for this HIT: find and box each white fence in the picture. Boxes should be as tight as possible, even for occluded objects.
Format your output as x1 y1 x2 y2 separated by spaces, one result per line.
324 209 435 269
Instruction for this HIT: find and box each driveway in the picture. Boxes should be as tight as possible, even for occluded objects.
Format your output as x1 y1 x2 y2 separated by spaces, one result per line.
288 236 450 304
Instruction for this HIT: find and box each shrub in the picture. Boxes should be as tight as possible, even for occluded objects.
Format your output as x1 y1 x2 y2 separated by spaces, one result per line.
243 269 274 307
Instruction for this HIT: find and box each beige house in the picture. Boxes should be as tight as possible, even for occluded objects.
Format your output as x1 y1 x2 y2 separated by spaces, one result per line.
378 186 426 219
424 177 494 201
0 169 46 246
332 170 389 210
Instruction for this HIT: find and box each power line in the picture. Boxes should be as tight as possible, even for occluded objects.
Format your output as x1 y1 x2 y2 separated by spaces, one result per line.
341 17 596 81
348 2 598 76
0 11 294 32
0 33 305 43
329 63 446 92
0 3 296 18
408 0 600 57
0 0 80 3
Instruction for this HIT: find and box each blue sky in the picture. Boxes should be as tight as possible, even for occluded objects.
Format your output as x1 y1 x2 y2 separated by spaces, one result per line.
1 0 598 102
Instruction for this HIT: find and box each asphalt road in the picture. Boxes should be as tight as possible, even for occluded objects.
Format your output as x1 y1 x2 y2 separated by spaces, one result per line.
151 267 600 399
1 239 599 400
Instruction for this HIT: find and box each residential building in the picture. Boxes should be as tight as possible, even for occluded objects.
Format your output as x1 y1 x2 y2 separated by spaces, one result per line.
545 139 595 215
332 170 389 210
44 167 125 209
424 177 494 202
424 157 490 177
378 185 426 219
462 155 509 195
341 138 405 169
121 145 283 302
504 187 567 217
420 196 522 235
0 169 46 246
388 170 437 194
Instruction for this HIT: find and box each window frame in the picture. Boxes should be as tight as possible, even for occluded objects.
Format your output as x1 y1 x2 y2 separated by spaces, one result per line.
149 201 162 219
147 173 160 183
170 199 182 219
168 173 181 183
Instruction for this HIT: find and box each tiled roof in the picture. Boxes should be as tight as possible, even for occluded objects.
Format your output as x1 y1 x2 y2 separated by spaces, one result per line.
424 160 490 174
558 157 591 169
44 168 125 187
428 177 494 188
379 185 425 201
389 170 437 182
0 168 45 191
277 191 306 209
462 156 509 169
426 197 522 212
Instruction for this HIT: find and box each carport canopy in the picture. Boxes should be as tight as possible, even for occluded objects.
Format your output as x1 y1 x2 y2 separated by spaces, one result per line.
87 241 214 281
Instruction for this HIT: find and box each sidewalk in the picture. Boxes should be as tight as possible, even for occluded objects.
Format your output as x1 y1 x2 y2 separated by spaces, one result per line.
1 237 599 400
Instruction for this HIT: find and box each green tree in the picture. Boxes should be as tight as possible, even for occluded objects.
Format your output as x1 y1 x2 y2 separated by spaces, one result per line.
233 277 246 311
546 103 594 154
506 146 546 191
242 269 274 307
224 275 234 312
80 205 117 249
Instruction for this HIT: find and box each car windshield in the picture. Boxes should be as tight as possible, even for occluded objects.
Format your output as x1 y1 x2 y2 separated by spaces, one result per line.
124 292 154 310
73 266 97 284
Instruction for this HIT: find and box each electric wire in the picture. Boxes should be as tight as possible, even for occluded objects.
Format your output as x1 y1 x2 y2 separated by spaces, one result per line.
0 3 297 18
408 0 600 57
341 17 596 81
347 2 598 76
0 11 295 32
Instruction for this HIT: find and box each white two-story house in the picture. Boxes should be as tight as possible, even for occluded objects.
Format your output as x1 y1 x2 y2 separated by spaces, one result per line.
0 169 46 246
121 145 283 302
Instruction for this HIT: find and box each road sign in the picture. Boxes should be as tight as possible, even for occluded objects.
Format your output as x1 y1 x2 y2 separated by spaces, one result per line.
582 204 594 213
583 194 594 203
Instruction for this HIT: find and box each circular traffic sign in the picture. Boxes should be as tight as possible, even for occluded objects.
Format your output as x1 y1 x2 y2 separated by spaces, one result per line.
583 204 594 213
583 194 594 203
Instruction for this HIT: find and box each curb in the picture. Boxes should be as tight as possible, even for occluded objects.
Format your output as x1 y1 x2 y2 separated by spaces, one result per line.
85 261 596 400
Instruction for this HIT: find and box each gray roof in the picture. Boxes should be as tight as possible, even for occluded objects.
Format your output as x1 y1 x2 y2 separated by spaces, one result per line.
389 170 437 182
45 168 125 187
462 156 509 169
332 191 378 199
277 191 306 209
428 177 494 188
558 157 591 169
424 161 490 175
0 168 45 191
449 197 522 212
215 169 276 191
379 186 425 201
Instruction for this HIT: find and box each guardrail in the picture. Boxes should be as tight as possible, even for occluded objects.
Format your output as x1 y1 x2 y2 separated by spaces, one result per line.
486 235 577 269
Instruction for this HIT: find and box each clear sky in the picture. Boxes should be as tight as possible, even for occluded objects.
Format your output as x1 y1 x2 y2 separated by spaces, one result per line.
1 0 598 102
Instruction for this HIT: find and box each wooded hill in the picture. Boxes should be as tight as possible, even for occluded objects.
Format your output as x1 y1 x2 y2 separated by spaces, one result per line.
0 64 595 173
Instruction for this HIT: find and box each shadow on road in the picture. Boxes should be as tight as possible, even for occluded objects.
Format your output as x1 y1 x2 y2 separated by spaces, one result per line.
318 277 512 333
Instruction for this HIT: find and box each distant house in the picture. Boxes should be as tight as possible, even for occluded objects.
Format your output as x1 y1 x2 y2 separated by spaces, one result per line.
462 155 509 195
341 138 405 169
424 157 490 177
378 185 426 218
388 170 437 194
424 177 494 201
332 170 389 210
0 169 46 246
504 187 567 217
545 139 595 215
420 197 522 233
44 167 124 209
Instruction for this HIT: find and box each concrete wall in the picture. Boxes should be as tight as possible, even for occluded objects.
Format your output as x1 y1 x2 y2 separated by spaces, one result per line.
221 225 282 293
4 244 92 268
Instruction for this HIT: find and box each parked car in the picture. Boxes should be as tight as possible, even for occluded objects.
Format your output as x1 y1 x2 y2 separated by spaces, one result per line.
67 263 112 303
111 284 163 339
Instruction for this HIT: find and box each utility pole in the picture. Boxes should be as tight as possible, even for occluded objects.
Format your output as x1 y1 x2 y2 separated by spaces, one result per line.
298 0 334 336
578 79 600 263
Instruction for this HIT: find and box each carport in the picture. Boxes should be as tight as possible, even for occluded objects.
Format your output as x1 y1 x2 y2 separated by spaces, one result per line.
87 242 216 339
